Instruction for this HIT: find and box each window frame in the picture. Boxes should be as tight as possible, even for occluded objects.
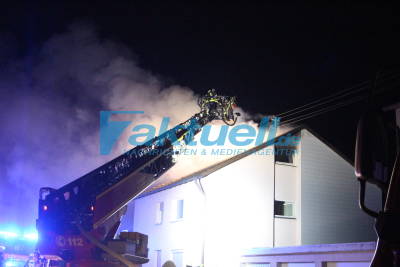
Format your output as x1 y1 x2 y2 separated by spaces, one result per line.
170 199 184 222
274 145 297 165
155 201 164 225
274 200 296 219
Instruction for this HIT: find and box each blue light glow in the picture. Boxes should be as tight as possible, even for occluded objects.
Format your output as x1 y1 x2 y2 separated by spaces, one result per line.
23 232 38 242
4 259 26 267
5 260 19 267
0 231 18 239
0 228 38 242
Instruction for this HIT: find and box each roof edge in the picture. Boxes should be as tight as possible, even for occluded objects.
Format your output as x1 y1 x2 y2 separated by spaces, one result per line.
137 126 303 198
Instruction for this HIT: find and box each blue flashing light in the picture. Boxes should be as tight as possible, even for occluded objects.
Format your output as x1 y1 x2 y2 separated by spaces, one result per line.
23 232 38 242
0 231 18 239
0 228 38 242
5 260 20 267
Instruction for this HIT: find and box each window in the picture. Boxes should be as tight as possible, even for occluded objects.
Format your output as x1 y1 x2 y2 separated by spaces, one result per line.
274 145 295 164
171 250 184 267
176 199 184 219
274 200 295 217
172 199 184 221
155 202 164 225
73 186 79 195
64 191 70 200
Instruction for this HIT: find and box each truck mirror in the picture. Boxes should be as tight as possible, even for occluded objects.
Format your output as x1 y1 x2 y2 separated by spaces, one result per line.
355 110 390 188
355 110 390 217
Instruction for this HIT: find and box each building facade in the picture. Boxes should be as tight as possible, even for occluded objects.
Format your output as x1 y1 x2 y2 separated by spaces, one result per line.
122 128 380 267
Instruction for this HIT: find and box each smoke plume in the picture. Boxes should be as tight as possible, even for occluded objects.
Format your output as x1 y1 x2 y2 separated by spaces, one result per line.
0 23 284 228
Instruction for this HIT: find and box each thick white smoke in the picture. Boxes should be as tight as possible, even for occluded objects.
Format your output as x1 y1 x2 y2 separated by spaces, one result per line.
0 23 289 228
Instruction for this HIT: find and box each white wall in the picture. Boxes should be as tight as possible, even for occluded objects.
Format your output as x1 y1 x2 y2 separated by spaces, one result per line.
131 128 380 266
275 164 297 203
274 163 298 247
133 181 205 267
201 151 275 267
274 217 297 247
133 151 275 267
300 130 380 245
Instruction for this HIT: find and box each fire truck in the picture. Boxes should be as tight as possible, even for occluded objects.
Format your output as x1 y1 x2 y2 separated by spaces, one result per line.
355 102 400 267
34 89 239 267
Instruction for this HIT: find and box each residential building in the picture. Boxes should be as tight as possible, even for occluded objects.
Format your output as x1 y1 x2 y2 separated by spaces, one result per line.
121 127 380 267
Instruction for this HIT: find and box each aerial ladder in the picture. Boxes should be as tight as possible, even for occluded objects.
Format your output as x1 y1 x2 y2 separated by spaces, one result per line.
35 89 239 267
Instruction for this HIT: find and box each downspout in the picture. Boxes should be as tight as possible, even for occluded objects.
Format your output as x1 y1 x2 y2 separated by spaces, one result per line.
273 154 276 248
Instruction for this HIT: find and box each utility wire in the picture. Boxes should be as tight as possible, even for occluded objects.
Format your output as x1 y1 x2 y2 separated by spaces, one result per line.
277 71 400 120
277 80 369 118
278 74 399 126
280 95 365 126
276 80 369 118
280 85 367 119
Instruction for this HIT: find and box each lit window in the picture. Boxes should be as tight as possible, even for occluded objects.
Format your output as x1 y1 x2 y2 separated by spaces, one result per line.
64 191 70 200
172 199 184 221
155 202 164 225
274 200 295 217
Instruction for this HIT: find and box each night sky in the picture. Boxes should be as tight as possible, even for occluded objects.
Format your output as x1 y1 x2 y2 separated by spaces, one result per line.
1 2 400 159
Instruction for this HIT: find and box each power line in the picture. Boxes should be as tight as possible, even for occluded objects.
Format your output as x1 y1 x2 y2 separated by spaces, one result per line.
276 71 400 120
278 75 399 126
276 80 369 118
280 95 365 126
280 85 367 119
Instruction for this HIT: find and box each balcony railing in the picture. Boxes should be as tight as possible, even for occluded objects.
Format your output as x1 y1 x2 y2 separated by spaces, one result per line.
241 242 376 267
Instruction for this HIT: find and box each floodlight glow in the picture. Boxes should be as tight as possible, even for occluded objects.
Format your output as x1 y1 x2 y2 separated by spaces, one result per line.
23 232 38 241
0 231 18 239
5 260 19 267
